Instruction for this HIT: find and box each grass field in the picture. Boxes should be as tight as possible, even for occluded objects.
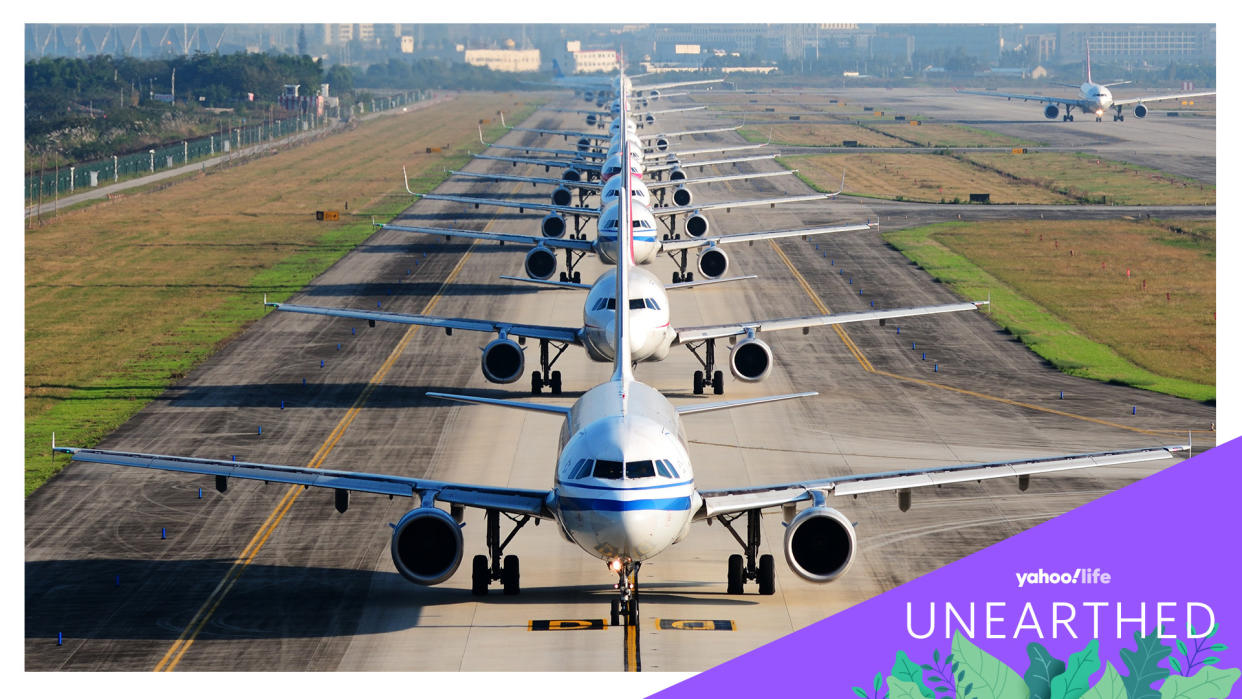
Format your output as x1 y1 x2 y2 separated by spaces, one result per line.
740 124 910 147
884 220 1214 402
783 153 1075 203
25 92 542 495
786 151 1215 205
963 152 1215 205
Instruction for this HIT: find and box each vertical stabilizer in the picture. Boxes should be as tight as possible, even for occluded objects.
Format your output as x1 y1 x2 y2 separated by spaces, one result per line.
1085 40 1093 84
611 67 635 396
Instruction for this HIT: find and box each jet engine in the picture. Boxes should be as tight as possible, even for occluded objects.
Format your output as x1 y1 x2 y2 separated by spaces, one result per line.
783 506 856 583
576 137 592 152
696 247 729 279
391 507 464 585
481 337 525 384
1133 104 1148 119
561 168 582 182
729 337 773 382
551 187 573 207
672 186 693 207
684 213 710 238
645 114 655 125
541 213 567 238
524 246 558 280
586 114 597 126
655 136 671 152
649 89 661 102
668 167 687 182
1043 104 1060 120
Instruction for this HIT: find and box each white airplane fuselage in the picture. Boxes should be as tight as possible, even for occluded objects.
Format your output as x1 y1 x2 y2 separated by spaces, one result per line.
594 200 661 266
1077 82 1114 116
551 378 698 562
581 267 675 363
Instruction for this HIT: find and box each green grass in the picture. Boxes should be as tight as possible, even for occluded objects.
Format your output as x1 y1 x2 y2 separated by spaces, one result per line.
26 97 540 496
884 223 1214 403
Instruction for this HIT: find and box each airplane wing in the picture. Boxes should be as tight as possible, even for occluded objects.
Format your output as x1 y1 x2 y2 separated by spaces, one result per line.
266 301 583 345
645 170 797 190
499 274 758 292
694 445 1188 520
630 78 723 92
656 142 767 159
53 445 554 519
954 88 1082 106
662 221 878 252
469 152 602 174
1110 90 1216 107
654 192 831 218
412 192 598 219
449 170 603 191
644 153 779 173
380 222 595 252
674 301 986 344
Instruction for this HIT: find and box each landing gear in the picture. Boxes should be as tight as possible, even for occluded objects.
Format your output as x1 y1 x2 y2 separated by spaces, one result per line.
1113 113 1125 122
666 248 694 285
686 339 725 395
1096 115 1103 122
716 510 776 595
530 340 568 395
1063 113 1075 122
609 560 641 626
471 509 532 596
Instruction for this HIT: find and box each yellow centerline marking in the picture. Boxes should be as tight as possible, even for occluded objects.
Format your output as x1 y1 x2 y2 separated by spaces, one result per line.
768 239 1195 437
155 230 482 671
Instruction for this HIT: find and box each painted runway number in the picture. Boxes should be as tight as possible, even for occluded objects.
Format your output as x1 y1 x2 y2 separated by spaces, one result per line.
657 619 736 631
528 619 607 631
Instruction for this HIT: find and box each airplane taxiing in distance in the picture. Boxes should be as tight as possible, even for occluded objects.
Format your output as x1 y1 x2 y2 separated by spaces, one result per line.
957 42 1215 122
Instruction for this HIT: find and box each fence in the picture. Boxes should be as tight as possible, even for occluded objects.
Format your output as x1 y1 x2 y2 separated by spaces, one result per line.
25 89 426 206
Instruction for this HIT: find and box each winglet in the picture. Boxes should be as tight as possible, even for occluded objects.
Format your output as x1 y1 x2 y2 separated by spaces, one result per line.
477 123 490 147
402 166 415 195
500 112 508 128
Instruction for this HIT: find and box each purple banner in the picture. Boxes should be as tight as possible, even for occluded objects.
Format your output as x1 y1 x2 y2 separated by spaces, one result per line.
657 439 1241 698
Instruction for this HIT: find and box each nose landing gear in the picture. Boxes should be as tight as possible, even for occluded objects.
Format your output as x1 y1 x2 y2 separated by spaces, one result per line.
609 560 641 627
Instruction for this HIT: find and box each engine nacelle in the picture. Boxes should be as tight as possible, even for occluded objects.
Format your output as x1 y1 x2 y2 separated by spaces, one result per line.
524 246 558 281
671 186 692 207
729 337 773 382
561 168 582 182
684 213 710 238
576 137 592 152
586 113 597 126
1043 104 1060 120
390 507 464 585
481 337 525 384
649 89 661 101
696 247 728 279
1133 104 1148 119
644 114 655 125
541 213 567 238
655 136 671 152
551 187 573 207
783 506 857 583
668 167 687 182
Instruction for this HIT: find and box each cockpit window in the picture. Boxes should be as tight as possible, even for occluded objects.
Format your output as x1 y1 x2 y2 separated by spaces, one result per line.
625 460 656 478
654 460 672 478
633 219 653 229
593 459 624 479
645 298 660 310
570 459 594 480
628 298 645 310
662 459 680 478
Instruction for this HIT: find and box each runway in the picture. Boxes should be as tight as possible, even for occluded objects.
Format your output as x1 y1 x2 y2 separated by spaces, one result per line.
25 91 1215 672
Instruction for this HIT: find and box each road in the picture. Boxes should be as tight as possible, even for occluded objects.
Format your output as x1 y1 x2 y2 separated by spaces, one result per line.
25 92 1214 673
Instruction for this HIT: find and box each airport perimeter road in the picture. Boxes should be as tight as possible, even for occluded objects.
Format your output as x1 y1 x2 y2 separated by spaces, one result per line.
26 96 1214 672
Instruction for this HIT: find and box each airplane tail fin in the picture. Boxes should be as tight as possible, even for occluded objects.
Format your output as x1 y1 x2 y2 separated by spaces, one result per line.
552 58 565 79
1085 40 1093 84
612 74 635 393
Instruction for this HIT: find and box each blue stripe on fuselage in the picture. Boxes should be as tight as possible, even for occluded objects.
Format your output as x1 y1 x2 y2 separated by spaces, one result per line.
559 495 692 511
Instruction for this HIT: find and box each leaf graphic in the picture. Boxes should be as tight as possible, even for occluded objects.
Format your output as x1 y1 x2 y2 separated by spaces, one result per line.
856 688 870 699
1080 663 1128 699
892 651 936 699
1209 645 1227 653
1026 642 1069 699
878 672 886 692
1159 667 1241 699
1121 629 1174 699
1178 641 1189 659
1170 658 1183 675
951 631 1030 699
1053 640 1101 699
890 678 931 699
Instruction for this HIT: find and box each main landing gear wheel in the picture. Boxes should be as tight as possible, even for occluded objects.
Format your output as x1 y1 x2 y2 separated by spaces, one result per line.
693 370 705 395
550 371 562 395
687 338 725 396
726 554 744 595
502 554 520 595
531 371 543 395
712 370 724 395
672 272 682 284
719 510 775 595
472 554 489 596
474 509 531 595
758 554 776 596
572 271 581 283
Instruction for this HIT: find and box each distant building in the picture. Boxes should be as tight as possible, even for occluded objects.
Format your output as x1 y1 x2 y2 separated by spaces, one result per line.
400 36 414 54
1057 24 1214 62
463 48 541 72
570 49 618 73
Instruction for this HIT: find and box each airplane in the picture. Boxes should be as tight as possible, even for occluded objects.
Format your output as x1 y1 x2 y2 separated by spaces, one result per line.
53 133 1188 628
956 42 1215 122
497 112 746 153
266 264 984 395
475 124 768 168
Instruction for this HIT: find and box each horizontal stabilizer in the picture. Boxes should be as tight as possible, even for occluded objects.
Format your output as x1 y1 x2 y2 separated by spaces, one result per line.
677 391 817 416
427 391 571 416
